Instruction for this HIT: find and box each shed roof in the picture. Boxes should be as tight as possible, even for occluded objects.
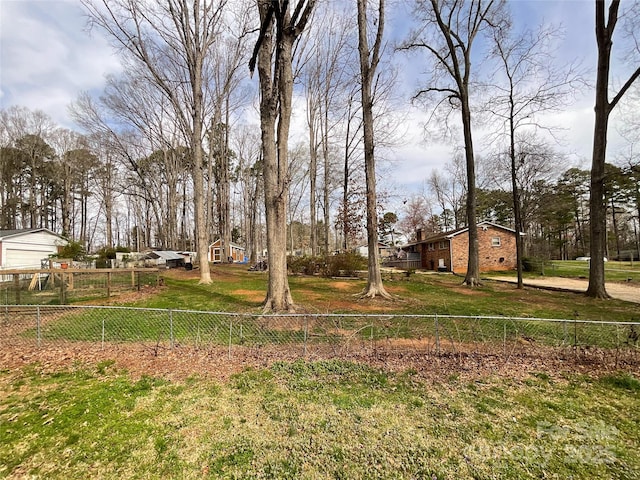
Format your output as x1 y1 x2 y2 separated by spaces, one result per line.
148 250 185 261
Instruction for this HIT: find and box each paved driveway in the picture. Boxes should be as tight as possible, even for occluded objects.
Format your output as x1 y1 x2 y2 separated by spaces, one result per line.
491 276 640 304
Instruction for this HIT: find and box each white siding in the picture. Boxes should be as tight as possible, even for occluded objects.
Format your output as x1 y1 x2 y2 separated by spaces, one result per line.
5 248 51 269
0 231 66 269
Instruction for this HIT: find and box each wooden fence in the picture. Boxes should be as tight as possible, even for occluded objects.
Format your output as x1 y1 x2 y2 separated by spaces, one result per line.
0 268 160 305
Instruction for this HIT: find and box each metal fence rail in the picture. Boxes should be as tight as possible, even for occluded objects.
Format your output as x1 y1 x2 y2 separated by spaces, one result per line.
2 306 639 365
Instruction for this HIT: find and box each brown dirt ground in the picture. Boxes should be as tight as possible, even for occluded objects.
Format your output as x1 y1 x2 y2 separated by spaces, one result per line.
1 336 637 384
492 276 640 304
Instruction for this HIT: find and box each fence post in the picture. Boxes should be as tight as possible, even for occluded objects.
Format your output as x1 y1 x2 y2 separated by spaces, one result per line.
303 316 308 357
137 271 141 292
503 321 507 357
371 321 375 353
169 309 174 350
107 272 112 298
196 318 200 349
60 272 67 305
14 275 20 305
102 318 105 350
36 306 41 347
228 318 233 360
435 315 440 354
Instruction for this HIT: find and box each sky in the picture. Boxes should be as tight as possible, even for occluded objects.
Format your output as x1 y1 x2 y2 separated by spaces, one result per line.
0 0 637 198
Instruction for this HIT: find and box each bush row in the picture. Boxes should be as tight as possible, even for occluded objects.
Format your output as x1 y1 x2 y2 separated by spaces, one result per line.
287 252 367 277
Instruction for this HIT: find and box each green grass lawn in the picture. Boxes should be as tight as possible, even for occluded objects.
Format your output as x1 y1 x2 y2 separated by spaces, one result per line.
1 361 638 479
123 265 639 322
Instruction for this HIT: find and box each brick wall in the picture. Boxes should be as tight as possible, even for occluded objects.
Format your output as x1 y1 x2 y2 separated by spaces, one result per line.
421 241 451 270
450 225 516 274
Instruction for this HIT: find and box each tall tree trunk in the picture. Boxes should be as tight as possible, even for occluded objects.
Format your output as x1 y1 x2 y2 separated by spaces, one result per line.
222 101 232 261
588 0 640 297
307 97 318 256
251 0 315 311
342 97 353 251
248 170 260 265
509 116 524 289
322 110 331 255
61 162 73 237
357 0 390 299
460 92 480 285
611 196 621 260
104 156 114 248
588 0 615 298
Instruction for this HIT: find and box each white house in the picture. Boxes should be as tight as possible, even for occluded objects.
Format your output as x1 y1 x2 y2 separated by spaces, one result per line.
355 242 394 260
0 229 68 269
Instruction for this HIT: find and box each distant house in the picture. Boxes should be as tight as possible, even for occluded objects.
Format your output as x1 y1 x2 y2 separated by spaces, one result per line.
402 221 517 273
208 239 246 263
0 229 68 270
356 242 394 260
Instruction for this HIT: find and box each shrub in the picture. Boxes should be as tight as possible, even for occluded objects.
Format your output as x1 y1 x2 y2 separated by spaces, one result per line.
324 252 366 277
53 240 87 261
287 255 323 275
522 257 544 273
95 246 131 269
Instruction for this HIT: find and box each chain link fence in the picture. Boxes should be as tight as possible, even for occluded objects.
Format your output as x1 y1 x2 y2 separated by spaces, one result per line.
2 305 638 366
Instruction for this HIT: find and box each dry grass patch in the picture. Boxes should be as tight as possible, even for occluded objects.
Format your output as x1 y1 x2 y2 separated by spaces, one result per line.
231 289 265 303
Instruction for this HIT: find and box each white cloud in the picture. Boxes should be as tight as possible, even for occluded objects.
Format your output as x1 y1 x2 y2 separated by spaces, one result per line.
0 0 122 128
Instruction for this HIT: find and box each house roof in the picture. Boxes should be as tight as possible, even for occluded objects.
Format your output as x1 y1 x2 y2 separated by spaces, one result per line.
442 221 516 239
0 228 66 240
403 221 516 247
209 239 245 250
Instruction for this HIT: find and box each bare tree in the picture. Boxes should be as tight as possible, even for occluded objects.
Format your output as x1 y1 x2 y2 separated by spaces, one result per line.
488 21 582 288
300 6 355 256
398 193 434 240
401 0 506 286
232 125 263 264
588 0 640 298
250 0 316 312
82 0 228 284
357 0 390 298
428 156 466 231
71 84 188 252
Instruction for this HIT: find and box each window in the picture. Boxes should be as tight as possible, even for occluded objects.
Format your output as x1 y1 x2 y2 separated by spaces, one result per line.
439 241 447 250
427 243 435 251
491 237 501 247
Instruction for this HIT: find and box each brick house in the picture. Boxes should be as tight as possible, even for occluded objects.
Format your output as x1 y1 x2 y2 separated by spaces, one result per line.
403 221 517 273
